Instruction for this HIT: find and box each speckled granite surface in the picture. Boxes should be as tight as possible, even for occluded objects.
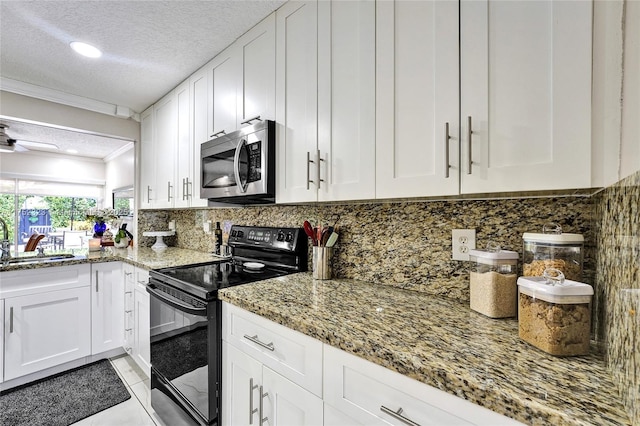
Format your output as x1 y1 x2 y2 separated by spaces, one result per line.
594 171 640 425
219 273 630 426
0 246 222 272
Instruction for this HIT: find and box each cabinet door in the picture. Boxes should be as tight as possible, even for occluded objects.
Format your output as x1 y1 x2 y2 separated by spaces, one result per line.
91 262 124 354
222 342 264 426
237 13 276 125
317 0 376 202
122 263 135 354
190 66 211 207
211 48 240 136
153 91 177 208
174 80 192 208
139 106 155 208
262 367 323 426
0 300 4 383
376 0 460 198
4 287 91 381
276 0 319 203
460 0 592 193
133 274 151 377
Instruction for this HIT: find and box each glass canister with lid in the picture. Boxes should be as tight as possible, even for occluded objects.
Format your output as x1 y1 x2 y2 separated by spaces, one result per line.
469 244 519 318
522 223 584 281
517 269 593 356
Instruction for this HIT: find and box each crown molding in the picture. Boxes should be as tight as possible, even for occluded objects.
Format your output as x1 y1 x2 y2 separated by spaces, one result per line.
103 142 135 162
0 78 141 122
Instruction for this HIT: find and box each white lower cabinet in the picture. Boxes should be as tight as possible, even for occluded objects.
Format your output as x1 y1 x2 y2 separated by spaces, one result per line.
1 264 92 381
132 268 151 377
223 342 323 426
323 344 523 426
91 261 124 354
223 303 523 426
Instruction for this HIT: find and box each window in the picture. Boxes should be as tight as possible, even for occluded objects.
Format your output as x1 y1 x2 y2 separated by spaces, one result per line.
0 178 105 255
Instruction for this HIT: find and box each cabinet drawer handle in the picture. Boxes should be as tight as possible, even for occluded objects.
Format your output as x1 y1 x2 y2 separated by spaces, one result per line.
95 271 99 292
380 406 421 426
241 115 262 126
467 116 473 175
243 334 275 351
9 306 14 333
445 122 451 178
316 149 324 190
125 272 133 277
259 385 268 424
249 378 259 424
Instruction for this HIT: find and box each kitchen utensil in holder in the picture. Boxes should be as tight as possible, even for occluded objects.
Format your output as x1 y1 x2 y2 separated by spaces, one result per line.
312 246 333 280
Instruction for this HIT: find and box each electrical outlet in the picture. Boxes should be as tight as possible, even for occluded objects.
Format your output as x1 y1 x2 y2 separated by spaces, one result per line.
452 229 476 261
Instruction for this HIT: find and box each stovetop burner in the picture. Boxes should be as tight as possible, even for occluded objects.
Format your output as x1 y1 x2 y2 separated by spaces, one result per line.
148 225 308 301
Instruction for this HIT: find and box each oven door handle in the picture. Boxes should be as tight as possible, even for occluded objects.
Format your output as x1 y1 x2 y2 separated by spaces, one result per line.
146 285 208 316
233 138 248 193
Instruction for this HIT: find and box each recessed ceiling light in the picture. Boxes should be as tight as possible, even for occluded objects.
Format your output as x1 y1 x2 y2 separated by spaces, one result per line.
70 41 102 58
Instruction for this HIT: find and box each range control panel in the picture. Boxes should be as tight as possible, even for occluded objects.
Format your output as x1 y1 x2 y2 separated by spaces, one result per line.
228 225 304 252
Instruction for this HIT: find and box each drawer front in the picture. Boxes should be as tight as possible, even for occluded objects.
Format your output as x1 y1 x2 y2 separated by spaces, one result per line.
222 302 323 396
324 345 523 426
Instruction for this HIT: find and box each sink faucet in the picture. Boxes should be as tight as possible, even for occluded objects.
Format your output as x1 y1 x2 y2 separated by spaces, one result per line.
0 217 10 263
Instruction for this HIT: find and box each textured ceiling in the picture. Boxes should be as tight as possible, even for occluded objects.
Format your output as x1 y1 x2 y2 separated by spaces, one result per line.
0 0 284 159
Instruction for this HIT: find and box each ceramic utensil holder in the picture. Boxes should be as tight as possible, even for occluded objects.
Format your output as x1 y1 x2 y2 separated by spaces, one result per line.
312 246 333 280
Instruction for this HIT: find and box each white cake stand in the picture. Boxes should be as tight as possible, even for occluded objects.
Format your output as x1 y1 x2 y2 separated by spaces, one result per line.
143 231 175 250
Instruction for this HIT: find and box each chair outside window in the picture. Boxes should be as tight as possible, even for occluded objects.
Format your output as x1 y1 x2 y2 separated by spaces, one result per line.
27 225 53 248
62 230 86 249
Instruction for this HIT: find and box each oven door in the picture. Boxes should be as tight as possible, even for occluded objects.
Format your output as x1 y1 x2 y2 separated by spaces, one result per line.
147 282 220 426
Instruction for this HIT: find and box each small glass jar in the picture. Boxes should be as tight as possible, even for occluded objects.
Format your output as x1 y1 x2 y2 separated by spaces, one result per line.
523 223 584 281
517 269 593 356
469 247 519 318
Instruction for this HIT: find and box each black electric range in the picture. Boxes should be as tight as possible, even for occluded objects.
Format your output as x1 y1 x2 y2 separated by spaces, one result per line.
147 225 307 426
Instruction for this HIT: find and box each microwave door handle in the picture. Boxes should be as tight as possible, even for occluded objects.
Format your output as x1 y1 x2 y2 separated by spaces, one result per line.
234 138 248 193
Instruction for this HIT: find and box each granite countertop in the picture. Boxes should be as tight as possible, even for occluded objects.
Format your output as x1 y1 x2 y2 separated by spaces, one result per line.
0 246 223 272
219 273 630 426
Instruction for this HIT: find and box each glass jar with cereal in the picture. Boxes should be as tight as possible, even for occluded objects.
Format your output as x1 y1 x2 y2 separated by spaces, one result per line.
522 223 584 281
469 245 519 318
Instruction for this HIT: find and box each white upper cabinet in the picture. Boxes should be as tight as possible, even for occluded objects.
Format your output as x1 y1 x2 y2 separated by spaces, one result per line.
376 0 460 199
460 0 593 193
211 48 240 137
153 90 178 208
276 0 319 203
277 0 376 203
139 106 155 208
317 0 376 202
237 13 276 125
174 80 193 208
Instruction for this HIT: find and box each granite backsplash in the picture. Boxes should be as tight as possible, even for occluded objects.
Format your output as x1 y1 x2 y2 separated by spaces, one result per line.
138 170 638 423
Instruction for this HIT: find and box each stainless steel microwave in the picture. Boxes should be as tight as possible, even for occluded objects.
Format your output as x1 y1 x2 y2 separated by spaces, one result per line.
200 119 275 204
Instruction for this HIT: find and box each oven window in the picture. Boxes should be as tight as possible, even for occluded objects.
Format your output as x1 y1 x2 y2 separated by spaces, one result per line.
202 149 237 188
150 305 210 420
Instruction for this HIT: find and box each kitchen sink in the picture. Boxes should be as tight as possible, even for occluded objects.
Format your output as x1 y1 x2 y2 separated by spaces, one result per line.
4 253 80 265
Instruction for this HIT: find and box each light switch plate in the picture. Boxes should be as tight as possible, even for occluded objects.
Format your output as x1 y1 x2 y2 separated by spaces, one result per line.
452 229 476 261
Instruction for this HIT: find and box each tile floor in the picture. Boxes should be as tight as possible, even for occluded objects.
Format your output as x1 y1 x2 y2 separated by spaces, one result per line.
72 355 160 426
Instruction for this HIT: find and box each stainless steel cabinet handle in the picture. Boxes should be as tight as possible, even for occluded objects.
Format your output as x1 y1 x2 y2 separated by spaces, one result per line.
125 291 133 295
467 116 473 175
380 406 421 426
249 378 259 424
9 306 14 333
316 149 324 190
445 122 451 178
259 385 268 424
95 271 99 292
306 151 313 190
182 178 187 200
167 181 173 202
241 115 261 126
147 185 152 202
243 334 275 351
211 130 226 138
124 272 133 277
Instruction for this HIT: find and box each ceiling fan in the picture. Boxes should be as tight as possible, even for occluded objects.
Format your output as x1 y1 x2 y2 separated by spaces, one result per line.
0 124 59 153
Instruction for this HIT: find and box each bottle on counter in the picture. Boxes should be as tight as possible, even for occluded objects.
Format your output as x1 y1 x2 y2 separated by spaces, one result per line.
214 221 223 255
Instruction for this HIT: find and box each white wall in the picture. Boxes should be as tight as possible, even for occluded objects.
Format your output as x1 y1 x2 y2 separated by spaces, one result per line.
0 151 105 185
105 146 135 200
